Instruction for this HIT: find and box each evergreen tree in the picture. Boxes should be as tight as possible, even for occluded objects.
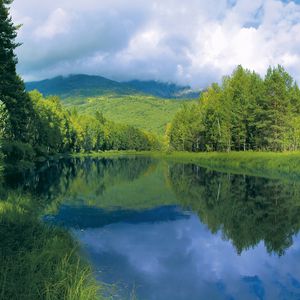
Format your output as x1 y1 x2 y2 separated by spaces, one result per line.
200 82 231 151
257 66 293 151
0 0 34 142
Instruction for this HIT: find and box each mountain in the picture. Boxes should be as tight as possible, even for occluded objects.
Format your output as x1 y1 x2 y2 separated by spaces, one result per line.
25 74 135 98
125 80 200 99
25 74 200 99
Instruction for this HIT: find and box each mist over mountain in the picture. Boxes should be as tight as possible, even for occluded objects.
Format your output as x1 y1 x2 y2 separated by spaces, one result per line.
25 74 200 99
125 80 200 99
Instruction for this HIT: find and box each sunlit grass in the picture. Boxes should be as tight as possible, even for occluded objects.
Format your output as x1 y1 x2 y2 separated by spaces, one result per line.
162 151 300 179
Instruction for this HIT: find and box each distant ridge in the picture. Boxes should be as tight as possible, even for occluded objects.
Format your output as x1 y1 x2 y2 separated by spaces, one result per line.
25 74 200 99
125 80 200 99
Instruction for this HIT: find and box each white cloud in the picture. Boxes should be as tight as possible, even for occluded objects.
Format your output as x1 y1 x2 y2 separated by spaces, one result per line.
10 0 300 88
34 8 72 39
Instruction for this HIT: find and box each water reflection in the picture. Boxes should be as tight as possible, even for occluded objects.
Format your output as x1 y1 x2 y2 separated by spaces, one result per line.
74 214 300 300
46 205 189 229
4 157 300 299
169 163 300 255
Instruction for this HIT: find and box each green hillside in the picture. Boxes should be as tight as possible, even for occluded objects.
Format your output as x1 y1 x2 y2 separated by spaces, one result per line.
26 74 135 98
63 94 195 136
26 74 199 137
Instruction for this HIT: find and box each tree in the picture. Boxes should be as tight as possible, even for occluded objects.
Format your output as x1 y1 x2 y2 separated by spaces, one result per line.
0 0 34 142
168 103 204 151
222 66 263 151
200 83 231 151
29 91 76 155
256 66 293 151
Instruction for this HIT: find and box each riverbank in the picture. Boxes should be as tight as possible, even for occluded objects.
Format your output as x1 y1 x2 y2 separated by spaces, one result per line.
0 193 102 300
74 150 300 180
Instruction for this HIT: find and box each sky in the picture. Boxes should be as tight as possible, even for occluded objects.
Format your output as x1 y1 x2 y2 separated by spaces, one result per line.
10 0 300 88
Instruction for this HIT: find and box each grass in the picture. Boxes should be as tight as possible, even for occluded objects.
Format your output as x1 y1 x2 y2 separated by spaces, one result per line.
63 94 193 136
74 150 300 181
162 151 300 180
0 193 102 300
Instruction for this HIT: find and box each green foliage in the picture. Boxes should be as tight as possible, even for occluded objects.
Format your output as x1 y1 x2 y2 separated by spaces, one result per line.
169 65 300 152
2 140 35 162
29 90 76 155
0 0 35 142
168 103 204 151
63 94 188 136
69 106 160 153
1 90 159 160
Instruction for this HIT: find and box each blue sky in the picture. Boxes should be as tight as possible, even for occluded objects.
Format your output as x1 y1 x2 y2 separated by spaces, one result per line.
11 0 300 88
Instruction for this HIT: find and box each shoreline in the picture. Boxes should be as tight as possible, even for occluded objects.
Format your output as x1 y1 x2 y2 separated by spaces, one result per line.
73 150 300 181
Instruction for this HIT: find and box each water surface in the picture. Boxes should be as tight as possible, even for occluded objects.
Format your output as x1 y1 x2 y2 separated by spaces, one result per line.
21 157 300 299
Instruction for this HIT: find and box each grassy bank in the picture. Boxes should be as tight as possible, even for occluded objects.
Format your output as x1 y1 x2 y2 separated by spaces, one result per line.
163 151 300 180
0 193 102 300
74 150 300 180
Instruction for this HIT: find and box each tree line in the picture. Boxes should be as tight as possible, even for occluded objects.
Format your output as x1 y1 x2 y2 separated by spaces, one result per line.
2 90 159 163
168 65 300 152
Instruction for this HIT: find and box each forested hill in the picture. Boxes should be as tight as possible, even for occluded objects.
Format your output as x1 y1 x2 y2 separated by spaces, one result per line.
25 74 200 99
26 74 133 98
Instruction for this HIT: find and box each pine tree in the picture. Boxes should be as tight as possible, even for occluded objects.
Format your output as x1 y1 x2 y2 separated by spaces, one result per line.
0 0 34 142
257 66 293 151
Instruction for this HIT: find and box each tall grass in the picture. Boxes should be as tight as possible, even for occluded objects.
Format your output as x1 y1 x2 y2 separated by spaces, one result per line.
77 150 300 180
162 151 300 180
0 194 101 300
